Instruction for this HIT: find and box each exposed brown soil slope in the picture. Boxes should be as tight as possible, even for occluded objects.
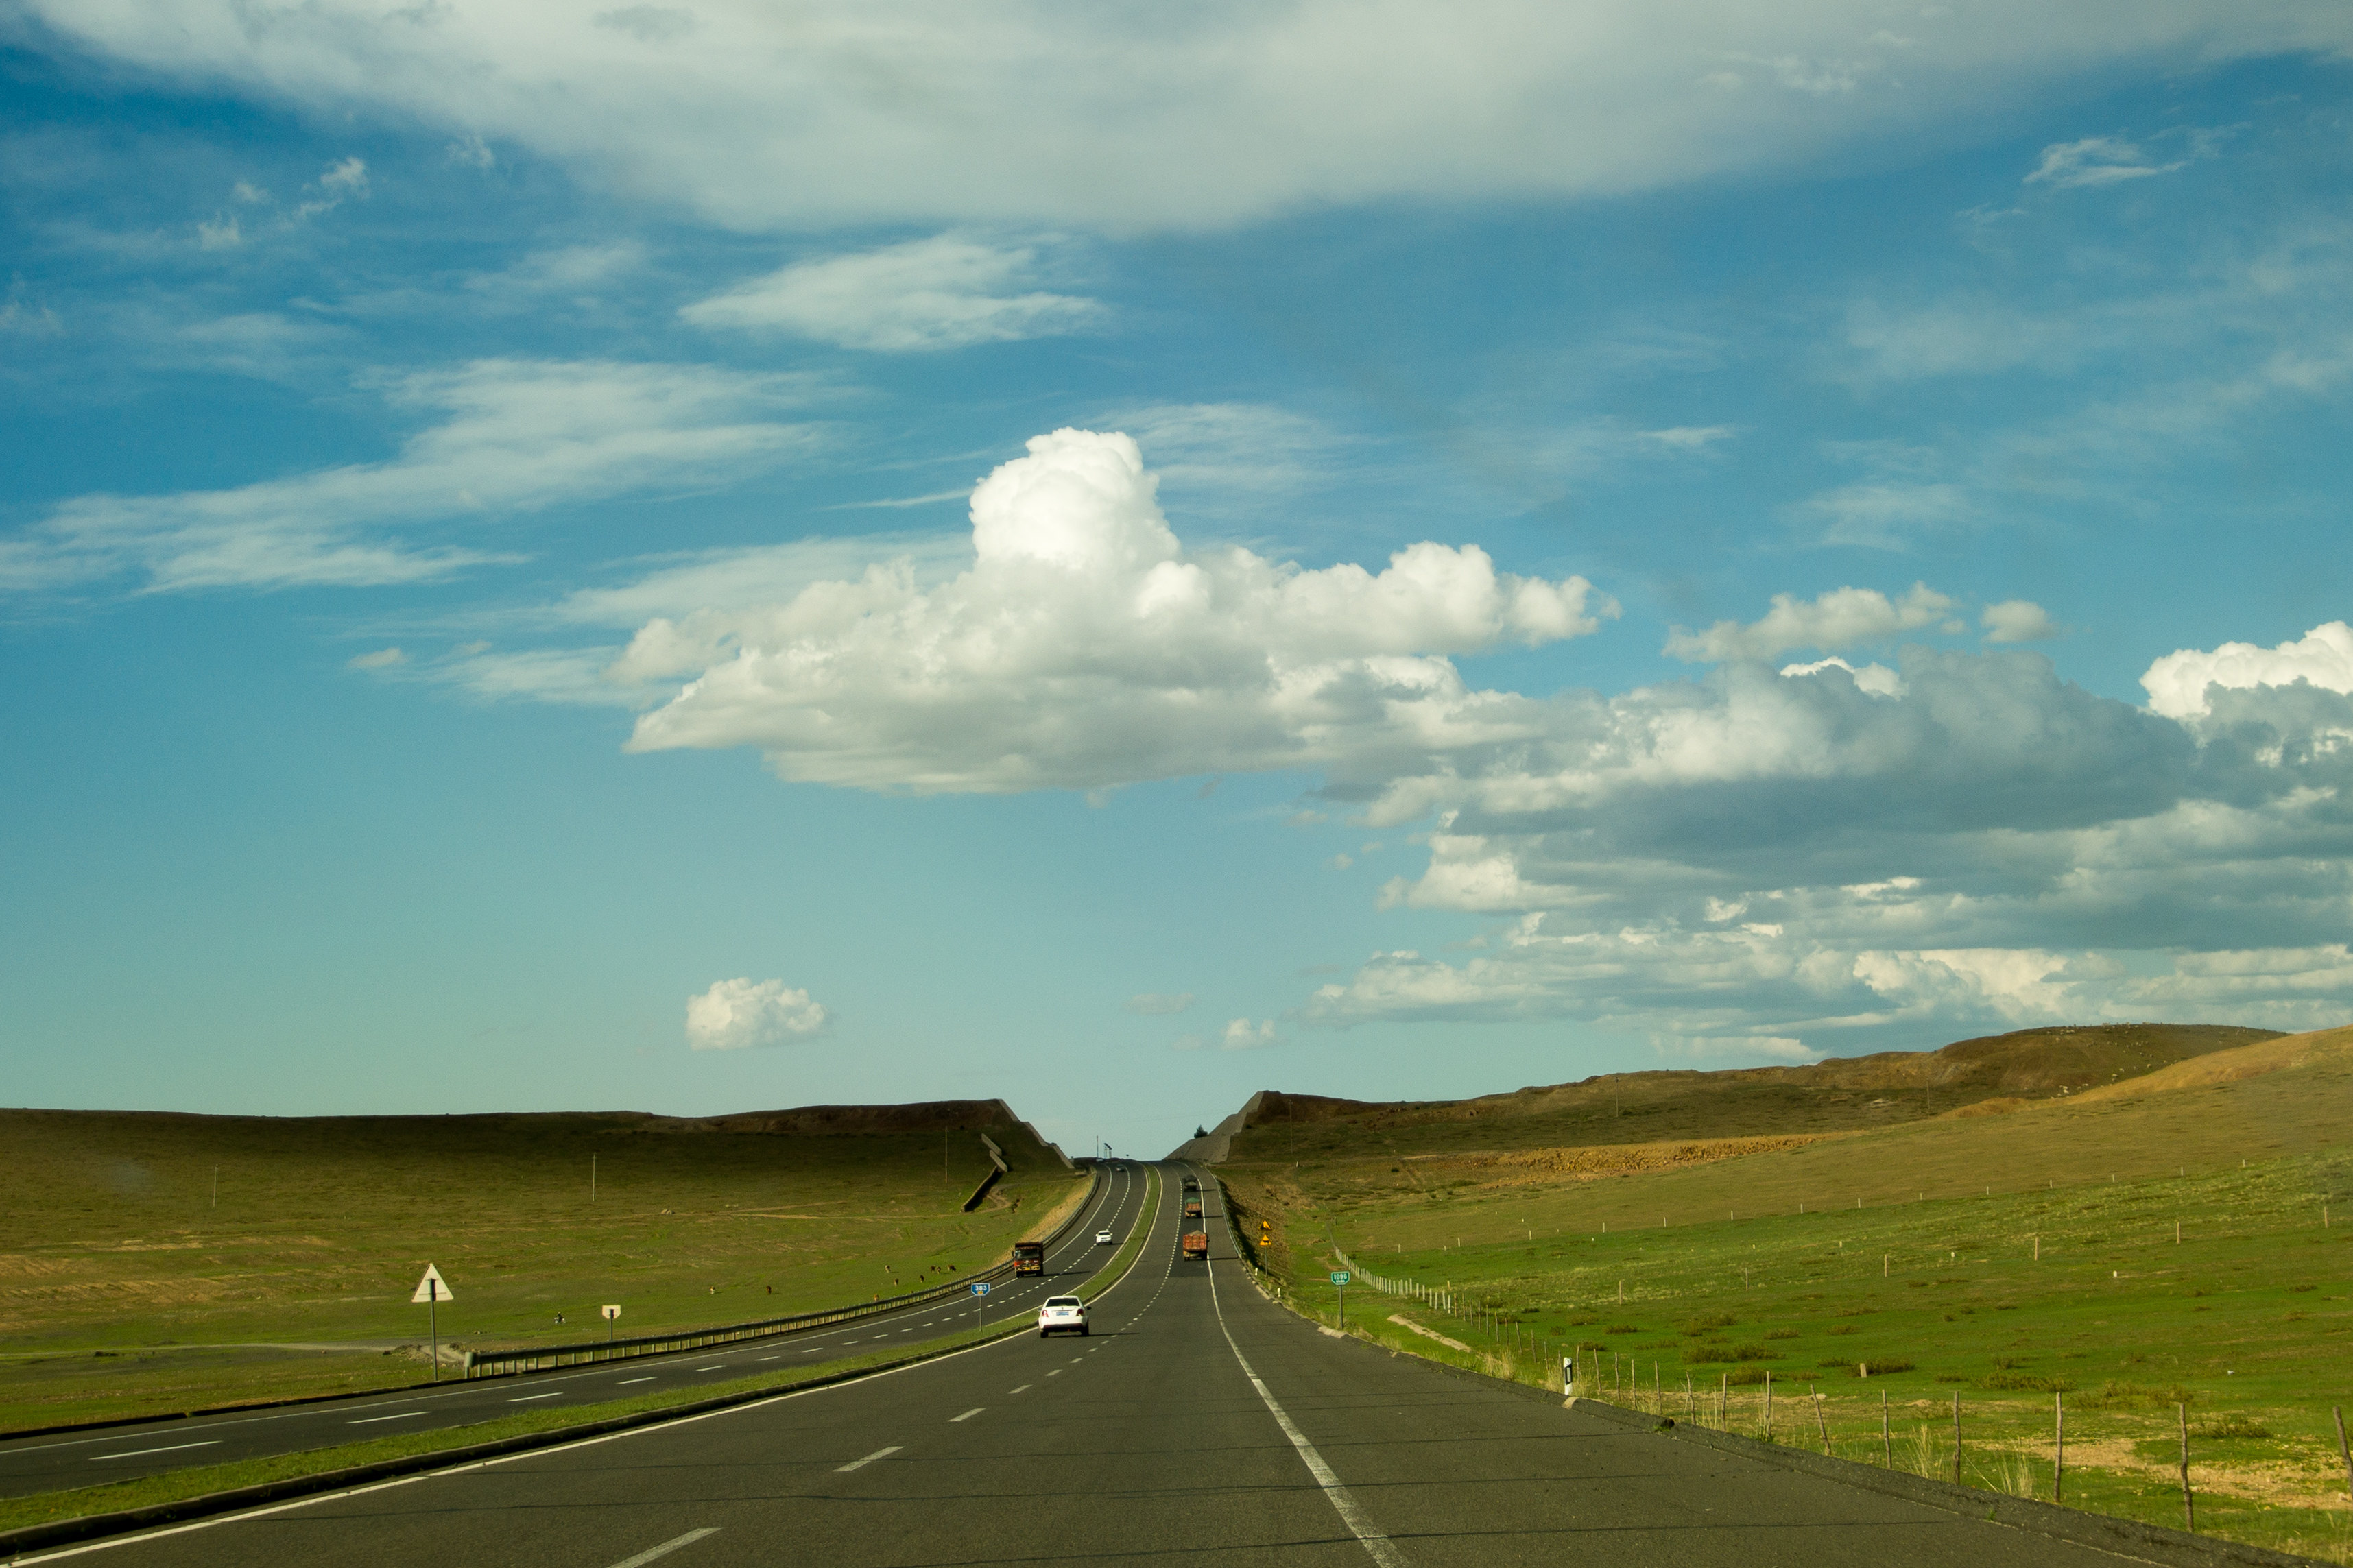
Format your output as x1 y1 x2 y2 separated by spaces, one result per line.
1217 1023 2278 1161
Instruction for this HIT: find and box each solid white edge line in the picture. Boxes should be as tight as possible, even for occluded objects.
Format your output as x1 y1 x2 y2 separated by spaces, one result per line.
10 1163 1158 1566
1203 1184 1407 1568
833 1445 900 1473
88 1443 217 1462
605 1524 719 1568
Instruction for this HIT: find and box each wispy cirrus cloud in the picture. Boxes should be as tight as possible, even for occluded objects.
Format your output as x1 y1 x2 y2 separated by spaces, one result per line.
1 359 828 594
682 236 1102 351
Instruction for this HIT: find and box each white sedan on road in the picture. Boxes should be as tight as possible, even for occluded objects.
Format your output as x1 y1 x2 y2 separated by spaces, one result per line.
1038 1296 1089 1336
1095 1228 1114 1244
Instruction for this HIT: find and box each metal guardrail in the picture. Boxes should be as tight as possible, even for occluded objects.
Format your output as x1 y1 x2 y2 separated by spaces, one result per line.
462 1163 1106 1378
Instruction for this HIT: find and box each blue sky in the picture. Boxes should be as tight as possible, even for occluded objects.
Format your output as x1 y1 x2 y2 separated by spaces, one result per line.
5 5 2353 1158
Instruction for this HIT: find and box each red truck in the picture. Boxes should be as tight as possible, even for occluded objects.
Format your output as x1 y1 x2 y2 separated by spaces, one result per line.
1012 1240 1046 1276
1183 1198 1203 1220
1182 1231 1209 1259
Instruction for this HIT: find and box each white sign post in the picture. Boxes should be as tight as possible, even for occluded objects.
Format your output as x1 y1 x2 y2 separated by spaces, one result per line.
411 1265 455 1381
602 1303 621 1343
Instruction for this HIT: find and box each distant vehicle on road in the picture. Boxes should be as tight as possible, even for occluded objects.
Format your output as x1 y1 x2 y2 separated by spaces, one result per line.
1095 1228 1114 1244
1182 1197 1202 1220
1038 1295 1088 1336
1012 1240 1046 1276
1182 1231 1208 1260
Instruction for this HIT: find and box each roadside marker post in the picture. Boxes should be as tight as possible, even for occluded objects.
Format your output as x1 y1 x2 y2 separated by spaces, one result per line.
602 1303 621 1343
970 1280 990 1296
1330 1270 1349 1331
411 1265 455 1381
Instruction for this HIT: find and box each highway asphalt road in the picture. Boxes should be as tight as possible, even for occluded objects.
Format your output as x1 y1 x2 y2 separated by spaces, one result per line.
23 1162 2175 1567
0 1162 1147 1501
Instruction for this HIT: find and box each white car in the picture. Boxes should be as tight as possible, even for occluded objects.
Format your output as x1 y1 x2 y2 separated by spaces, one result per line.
1038 1296 1088 1336
1095 1228 1115 1244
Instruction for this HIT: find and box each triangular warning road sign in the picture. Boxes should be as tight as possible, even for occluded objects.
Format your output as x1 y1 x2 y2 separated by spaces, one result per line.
411 1264 455 1303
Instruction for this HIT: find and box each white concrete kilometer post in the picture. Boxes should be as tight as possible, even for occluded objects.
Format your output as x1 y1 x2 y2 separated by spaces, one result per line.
411 1265 455 1382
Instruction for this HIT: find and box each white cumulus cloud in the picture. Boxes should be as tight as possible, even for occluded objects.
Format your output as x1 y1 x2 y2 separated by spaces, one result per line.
1664 583 1952 662
2141 621 2353 718
684 977 828 1050
1221 1017 1279 1050
1981 599 2059 643
617 427 1614 793
682 237 1101 352
1778 656 1902 697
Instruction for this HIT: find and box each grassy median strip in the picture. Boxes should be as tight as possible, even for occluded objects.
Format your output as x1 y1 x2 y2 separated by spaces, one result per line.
1077 1166 1160 1309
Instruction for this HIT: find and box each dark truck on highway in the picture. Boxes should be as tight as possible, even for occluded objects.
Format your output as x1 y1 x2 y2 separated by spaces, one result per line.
1013 1240 1046 1275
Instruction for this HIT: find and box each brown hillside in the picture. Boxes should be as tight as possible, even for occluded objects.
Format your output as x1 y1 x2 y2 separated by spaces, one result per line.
1219 1023 2279 1161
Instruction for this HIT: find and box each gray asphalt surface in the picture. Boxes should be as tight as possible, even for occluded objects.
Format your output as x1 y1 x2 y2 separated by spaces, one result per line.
24 1163 2158 1567
0 1162 1145 1501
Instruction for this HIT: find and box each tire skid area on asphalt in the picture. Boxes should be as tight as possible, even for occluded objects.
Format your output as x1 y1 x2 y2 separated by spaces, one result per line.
0 1165 1142 1503
25 1160 2160 1568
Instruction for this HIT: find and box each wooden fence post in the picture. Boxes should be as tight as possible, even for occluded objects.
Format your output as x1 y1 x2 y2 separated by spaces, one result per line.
2178 1403 2196 1533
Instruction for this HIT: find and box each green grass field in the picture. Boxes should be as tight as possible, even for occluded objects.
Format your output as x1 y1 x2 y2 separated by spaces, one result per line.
1222 1026 2353 1565
0 1103 1086 1432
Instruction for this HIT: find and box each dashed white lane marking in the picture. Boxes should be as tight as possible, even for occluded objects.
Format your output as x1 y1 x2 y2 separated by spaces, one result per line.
508 1392 563 1403
835 1445 901 1473
756 1355 780 1361
802 1348 823 1354
92 1442 217 1462
1046 1369 1061 1377
1010 1384 1031 1394
695 1364 725 1371
605 1526 719 1568
949 1408 984 1423
618 1377 655 1386
1205 1228 1406 1568
347 1411 425 1425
